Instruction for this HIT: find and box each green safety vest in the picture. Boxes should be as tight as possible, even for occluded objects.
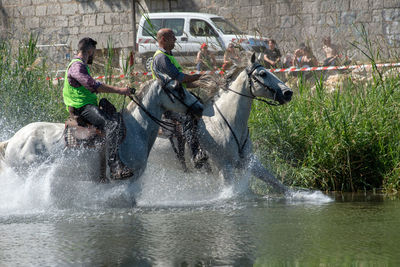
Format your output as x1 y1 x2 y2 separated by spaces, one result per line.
151 50 186 87
63 58 98 110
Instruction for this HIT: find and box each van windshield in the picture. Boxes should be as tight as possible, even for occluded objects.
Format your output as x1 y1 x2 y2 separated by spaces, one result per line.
210 17 243 35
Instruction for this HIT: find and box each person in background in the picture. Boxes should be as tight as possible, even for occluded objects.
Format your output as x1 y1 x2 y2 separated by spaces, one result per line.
302 46 319 67
222 42 240 71
62 37 133 180
263 39 281 68
196 43 217 71
322 36 339 66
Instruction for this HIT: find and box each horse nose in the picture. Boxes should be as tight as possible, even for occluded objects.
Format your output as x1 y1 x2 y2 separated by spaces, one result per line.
283 89 293 102
189 102 204 119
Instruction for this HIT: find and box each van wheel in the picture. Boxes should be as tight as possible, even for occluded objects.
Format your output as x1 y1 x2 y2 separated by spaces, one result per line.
144 56 153 72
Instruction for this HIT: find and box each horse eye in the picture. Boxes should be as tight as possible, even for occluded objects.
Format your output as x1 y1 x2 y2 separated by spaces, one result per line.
259 71 267 78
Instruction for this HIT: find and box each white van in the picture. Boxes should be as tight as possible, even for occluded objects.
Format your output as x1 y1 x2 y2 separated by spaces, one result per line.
136 12 269 70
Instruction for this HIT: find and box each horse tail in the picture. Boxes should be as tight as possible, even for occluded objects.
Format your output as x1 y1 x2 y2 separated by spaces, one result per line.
0 140 8 162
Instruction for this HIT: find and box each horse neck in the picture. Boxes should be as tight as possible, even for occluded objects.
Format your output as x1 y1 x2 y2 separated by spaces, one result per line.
214 71 253 128
124 85 164 151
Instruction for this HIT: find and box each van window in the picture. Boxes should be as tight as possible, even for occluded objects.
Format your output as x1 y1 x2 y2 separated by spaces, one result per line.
142 19 162 36
164 19 184 36
142 18 184 37
210 17 243 35
190 19 218 37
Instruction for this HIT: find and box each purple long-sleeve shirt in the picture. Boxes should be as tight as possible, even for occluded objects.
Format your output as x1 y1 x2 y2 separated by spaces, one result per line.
67 56 102 93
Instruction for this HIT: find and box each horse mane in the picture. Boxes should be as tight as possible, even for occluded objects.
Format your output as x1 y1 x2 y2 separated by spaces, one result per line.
125 79 154 112
191 51 251 104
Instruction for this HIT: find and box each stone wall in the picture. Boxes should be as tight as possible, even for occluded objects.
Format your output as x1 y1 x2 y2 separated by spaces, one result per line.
1 0 399 67
144 0 400 61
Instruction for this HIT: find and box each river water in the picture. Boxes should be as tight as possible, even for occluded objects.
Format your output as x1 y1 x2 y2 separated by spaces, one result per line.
1 123 400 266
1 159 400 266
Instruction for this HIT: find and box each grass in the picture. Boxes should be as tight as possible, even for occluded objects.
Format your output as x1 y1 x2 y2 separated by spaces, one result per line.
249 70 400 192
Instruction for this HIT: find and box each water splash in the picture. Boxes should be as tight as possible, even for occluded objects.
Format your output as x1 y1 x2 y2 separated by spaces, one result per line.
283 188 333 204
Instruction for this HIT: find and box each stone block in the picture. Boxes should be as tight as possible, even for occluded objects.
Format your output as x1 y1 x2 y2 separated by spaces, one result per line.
20 0 32 5
54 16 69 27
39 16 54 27
36 5 47 16
303 1 320 14
19 6 35 17
320 0 350 12
252 5 264 18
238 0 252 7
341 11 356 24
25 17 39 28
78 2 97 14
384 21 400 34
69 26 79 35
371 1 384 8
372 10 383 22
32 0 47 5
296 14 312 26
61 3 78 15
355 10 372 23
383 8 400 21
82 14 96 26
326 13 340 27
350 0 370 10
102 25 113 33
313 13 326 25
97 13 105 26
280 15 295 28
91 25 103 34
384 0 400 8
46 4 61 16
69 15 82 27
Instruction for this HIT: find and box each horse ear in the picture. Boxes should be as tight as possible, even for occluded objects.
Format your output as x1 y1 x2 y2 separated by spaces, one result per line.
251 52 256 64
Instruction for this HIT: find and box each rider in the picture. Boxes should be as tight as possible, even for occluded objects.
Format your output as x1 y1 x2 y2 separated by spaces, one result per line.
151 28 207 168
62 37 133 180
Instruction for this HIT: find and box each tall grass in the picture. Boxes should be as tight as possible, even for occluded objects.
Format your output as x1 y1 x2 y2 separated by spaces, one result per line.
0 35 66 130
249 69 400 192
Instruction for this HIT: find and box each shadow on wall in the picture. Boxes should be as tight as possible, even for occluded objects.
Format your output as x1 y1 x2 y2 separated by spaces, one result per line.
75 0 131 10
0 2 9 37
143 0 199 12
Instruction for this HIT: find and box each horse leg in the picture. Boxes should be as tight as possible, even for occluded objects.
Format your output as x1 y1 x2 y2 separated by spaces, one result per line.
248 154 287 194
219 165 235 186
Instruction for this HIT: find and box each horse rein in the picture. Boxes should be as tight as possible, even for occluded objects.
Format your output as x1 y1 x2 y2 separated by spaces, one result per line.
214 63 282 157
214 103 249 158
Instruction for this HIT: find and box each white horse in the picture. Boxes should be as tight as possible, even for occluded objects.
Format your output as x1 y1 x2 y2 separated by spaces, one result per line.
151 53 293 193
0 77 203 182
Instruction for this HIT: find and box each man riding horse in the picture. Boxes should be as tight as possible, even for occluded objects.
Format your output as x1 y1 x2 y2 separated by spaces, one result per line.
63 37 133 180
151 28 208 169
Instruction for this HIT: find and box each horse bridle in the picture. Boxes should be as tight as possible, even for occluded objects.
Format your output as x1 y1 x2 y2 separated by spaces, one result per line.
225 63 280 106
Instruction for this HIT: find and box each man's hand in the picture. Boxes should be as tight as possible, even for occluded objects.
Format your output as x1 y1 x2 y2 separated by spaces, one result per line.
118 87 132 96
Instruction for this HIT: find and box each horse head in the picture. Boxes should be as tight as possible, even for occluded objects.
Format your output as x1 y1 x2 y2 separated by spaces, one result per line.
156 72 204 118
246 52 293 105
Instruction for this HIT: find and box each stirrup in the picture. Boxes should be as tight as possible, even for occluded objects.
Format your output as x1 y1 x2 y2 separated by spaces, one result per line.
110 161 134 180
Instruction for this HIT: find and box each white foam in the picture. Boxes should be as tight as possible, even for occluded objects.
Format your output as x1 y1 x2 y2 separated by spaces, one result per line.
284 188 334 204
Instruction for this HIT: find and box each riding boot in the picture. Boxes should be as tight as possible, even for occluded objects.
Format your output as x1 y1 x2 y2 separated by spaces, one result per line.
108 152 134 180
184 115 208 169
106 120 133 180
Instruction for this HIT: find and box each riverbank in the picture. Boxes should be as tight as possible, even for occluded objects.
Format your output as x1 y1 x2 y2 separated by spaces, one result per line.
249 68 400 192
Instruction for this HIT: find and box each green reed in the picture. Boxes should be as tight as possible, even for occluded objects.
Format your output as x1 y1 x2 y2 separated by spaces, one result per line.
249 70 400 192
0 35 67 129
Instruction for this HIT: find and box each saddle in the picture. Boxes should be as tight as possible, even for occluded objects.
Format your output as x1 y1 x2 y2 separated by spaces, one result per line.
64 99 124 149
